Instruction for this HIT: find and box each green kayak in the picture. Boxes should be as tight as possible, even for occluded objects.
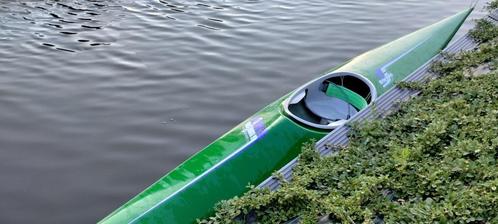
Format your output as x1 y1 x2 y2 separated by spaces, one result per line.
100 8 472 224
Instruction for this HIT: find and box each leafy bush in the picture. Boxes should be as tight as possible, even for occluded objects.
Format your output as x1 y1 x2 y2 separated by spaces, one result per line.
202 3 498 223
469 20 498 43
470 2 498 43
488 0 498 11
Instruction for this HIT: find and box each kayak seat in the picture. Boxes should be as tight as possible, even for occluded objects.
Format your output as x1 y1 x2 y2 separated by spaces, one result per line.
304 83 367 121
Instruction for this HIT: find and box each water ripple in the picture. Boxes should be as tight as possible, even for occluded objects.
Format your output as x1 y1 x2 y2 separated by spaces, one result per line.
0 0 124 53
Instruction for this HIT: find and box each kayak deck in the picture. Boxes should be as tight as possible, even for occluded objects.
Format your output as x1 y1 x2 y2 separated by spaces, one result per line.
100 8 475 224
258 8 498 192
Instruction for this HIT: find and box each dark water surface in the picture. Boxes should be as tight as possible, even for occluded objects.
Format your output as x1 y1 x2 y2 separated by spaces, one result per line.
0 0 486 223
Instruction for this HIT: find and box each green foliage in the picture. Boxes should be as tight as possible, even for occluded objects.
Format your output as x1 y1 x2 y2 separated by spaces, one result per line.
430 39 498 78
469 19 498 43
202 5 498 224
397 81 425 91
488 0 498 11
469 0 498 42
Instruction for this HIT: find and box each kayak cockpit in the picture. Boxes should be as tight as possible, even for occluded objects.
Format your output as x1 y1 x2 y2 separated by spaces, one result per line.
284 72 377 130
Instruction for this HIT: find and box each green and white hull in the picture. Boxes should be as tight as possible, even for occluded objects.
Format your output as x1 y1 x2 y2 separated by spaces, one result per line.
99 9 472 224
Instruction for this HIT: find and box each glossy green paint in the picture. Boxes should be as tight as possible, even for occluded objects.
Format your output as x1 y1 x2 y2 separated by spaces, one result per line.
334 8 473 96
99 9 472 224
100 96 328 224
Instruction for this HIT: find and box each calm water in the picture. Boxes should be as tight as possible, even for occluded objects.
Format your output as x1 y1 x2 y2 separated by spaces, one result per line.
0 0 486 223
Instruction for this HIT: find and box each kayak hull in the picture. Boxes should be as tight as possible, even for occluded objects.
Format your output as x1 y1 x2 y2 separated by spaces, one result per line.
100 97 327 224
99 8 472 224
